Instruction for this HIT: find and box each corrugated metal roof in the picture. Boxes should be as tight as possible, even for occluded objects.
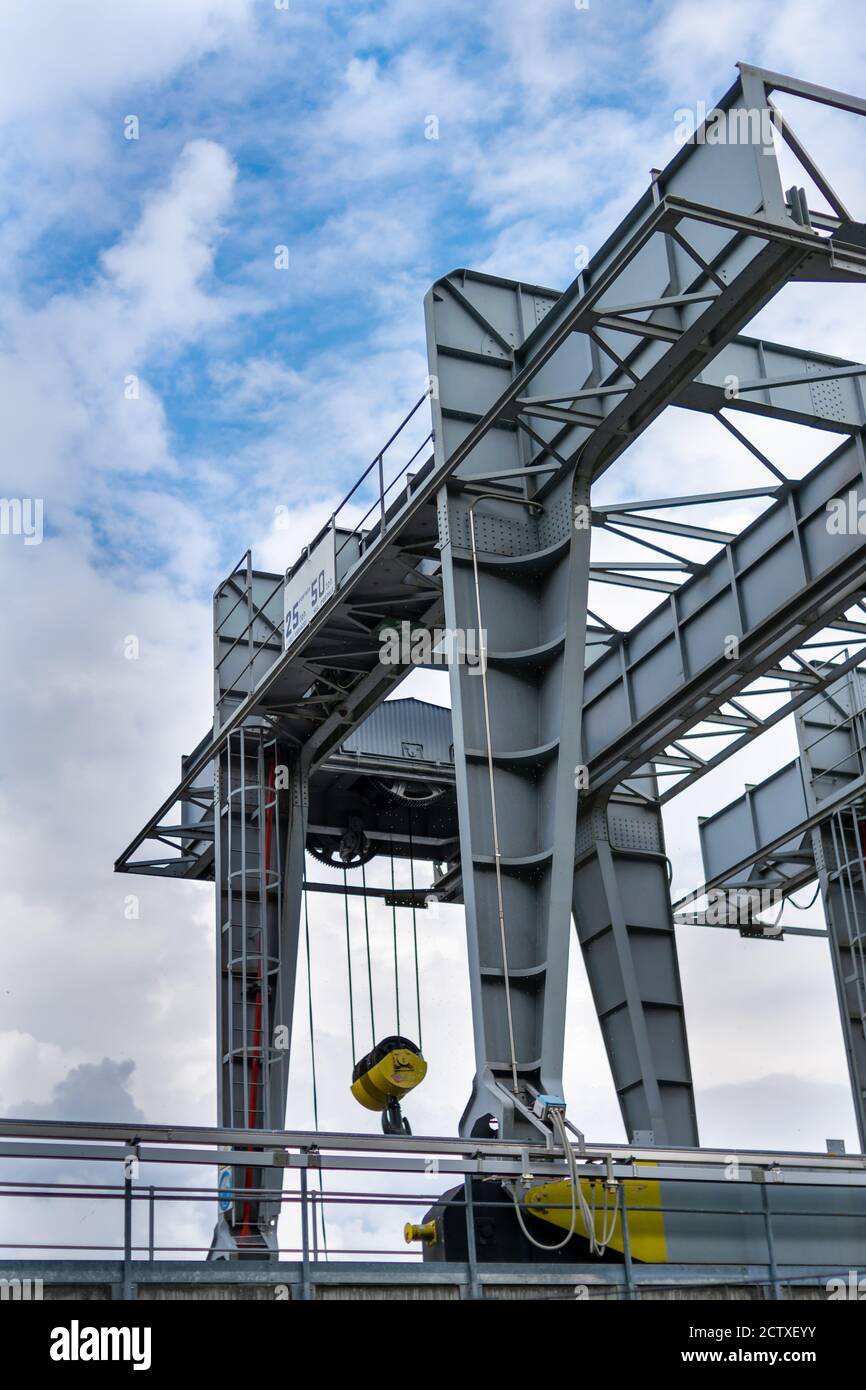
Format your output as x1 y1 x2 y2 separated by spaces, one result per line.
341 698 453 763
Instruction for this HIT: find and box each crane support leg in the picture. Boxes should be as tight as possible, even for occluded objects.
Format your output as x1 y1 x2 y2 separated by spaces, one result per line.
210 733 307 1258
816 813 866 1150
572 799 698 1145
439 468 592 1139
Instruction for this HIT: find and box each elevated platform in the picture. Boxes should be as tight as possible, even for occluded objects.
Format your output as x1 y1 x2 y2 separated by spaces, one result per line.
131 697 460 884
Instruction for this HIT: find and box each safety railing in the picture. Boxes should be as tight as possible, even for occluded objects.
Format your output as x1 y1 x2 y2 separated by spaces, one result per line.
211 394 433 728
0 1120 864 1300
213 555 287 722
274 391 433 583
212 392 434 722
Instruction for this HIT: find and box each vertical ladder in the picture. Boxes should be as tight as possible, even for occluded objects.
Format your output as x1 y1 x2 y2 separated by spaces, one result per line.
214 726 284 1255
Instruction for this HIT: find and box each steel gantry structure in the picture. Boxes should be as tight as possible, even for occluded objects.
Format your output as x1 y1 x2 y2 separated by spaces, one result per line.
116 63 866 1258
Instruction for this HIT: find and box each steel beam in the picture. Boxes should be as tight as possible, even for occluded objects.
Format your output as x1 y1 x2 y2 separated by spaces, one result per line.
693 760 815 921
683 665 866 914
210 564 312 1257
583 434 866 799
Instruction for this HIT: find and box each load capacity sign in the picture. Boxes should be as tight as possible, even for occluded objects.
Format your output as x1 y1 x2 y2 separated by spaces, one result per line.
284 530 337 647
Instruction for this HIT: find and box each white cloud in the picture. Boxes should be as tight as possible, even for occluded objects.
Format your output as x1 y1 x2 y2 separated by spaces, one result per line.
102 139 238 335
697 1075 857 1151
0 138 244 507
0 0 254 124
650 0 866 103
0 1033 86 1114
302 49 500 185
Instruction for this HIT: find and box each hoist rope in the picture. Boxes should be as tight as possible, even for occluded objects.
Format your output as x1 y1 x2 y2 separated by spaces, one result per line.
303 889 321 1131
389 840 401 1035
343 868 357 1063
360 858 376 1047
407 814 423 1051
303 886 328 1256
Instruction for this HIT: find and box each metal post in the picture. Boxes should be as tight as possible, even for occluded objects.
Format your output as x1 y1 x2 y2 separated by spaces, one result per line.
463 1175 481 1301
378 453 385 523
620 1184 638 1301
761 1182 783 1300
122 1176 133 1301
148 1186 155 1261
300 1167 312 1302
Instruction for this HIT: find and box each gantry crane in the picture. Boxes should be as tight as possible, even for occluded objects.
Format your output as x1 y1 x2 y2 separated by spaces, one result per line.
117 63 866 1258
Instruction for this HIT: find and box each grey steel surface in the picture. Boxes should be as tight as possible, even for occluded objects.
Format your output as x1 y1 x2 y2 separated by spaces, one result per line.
340 696 452 762
683 667 866 909
685 669 866 1141
696 760 814 909
150 698 459 884
582 436 866 798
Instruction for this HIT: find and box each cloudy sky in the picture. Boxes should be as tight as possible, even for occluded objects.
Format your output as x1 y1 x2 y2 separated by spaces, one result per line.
1 0 865 1261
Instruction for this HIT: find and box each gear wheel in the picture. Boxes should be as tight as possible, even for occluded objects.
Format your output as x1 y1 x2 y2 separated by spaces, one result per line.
375 778 447 805
307 826 376 870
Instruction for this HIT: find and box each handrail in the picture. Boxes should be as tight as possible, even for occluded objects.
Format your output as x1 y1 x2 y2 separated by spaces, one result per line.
211 395 433 711
0 1118 862 1288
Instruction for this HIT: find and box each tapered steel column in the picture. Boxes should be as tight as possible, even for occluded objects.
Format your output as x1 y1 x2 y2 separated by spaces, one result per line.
438 466 591 1138
816 811 866 1150
572 797 698 1145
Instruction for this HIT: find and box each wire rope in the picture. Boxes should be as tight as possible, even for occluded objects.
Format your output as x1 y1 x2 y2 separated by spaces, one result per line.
360 858 376 1047
343 868 357 1063
389 840 401 1034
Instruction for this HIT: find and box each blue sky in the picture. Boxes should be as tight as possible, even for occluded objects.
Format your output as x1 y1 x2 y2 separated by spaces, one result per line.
0 0 758 587
5 0 864 585
2 0 866 1257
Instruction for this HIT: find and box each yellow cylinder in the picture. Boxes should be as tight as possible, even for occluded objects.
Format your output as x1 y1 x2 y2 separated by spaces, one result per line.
404 1219 437 1245
350 1037 427 1112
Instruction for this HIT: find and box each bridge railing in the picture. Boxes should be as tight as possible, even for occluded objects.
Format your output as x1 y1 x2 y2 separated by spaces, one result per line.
0 1118 864 1299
